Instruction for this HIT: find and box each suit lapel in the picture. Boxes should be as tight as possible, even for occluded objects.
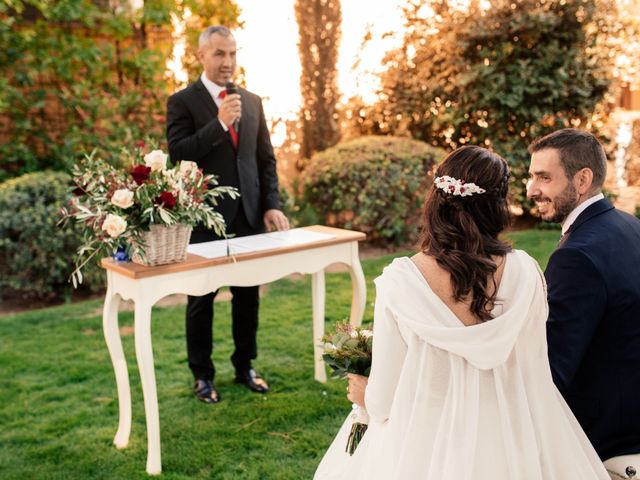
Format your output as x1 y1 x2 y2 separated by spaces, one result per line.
194 79 219 118
236 89 249 155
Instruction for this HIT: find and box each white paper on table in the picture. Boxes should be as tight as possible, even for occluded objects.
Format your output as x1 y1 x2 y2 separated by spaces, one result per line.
187 228 336 258
187 239 252 259
228 233 284 252
267 229 334 245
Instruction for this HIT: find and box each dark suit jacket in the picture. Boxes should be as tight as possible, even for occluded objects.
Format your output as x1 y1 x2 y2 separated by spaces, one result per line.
545 198 640 460
166 79 280 232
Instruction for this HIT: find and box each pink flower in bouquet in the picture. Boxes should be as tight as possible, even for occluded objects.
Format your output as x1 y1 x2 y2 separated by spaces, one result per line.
111 189 134 209
144 149 168 172
102 213 127 238
179 160 198 176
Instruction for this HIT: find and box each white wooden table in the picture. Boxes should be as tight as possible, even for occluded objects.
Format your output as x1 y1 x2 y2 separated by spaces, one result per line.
100 225 367 475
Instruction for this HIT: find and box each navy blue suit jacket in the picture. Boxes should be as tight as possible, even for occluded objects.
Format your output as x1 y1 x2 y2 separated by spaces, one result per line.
545 198 640 460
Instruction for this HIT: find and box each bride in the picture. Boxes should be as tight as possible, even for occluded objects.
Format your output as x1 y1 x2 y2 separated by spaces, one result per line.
314 146 608 479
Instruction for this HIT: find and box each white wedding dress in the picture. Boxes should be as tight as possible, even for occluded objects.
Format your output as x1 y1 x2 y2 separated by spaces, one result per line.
315 250 608 480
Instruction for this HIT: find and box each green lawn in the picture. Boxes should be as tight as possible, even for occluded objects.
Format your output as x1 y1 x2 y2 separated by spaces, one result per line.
0 229 558 479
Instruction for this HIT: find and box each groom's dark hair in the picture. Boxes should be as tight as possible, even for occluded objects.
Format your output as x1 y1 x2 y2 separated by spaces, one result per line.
528 128 607 190
419 146 512 322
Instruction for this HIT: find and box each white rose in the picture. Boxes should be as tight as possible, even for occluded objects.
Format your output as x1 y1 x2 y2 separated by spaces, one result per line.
144 149 168 172
111 189 134 209
102 214 127 238
179 161 198 176
361 329 373 339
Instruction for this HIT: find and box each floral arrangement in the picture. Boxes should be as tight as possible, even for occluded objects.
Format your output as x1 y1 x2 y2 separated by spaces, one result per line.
322 322 374 455
322 322 373 379
60 145 238 286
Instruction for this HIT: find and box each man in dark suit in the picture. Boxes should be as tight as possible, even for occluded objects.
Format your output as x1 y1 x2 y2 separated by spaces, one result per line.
166 25 289 404
527 128 640 477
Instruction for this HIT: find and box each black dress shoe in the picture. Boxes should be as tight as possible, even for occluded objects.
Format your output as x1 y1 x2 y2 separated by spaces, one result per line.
235 368 269 393
194 379 221 404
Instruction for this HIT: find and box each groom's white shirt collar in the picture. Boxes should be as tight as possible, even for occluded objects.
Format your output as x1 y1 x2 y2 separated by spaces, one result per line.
200 73 225 106
562 192 604 235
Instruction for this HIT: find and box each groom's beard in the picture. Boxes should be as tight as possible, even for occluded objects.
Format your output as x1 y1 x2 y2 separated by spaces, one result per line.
532 183 579 224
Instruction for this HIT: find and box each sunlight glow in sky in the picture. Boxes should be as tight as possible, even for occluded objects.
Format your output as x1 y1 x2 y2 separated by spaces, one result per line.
234 0 406 146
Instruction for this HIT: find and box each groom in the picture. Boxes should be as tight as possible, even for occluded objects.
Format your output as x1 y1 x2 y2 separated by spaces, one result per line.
527 128 640 477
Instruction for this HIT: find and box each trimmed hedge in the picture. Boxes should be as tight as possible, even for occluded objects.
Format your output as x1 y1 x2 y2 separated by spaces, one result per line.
302 136 445 244
0 171 104 301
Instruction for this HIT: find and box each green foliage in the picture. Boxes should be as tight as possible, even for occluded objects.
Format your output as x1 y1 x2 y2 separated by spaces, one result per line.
302 136 445 244
535 221 562 231
635 205 640 219
0 0 240 182
0 171 104 301
278 181 321 228
345 0 632 209
294 0 342 162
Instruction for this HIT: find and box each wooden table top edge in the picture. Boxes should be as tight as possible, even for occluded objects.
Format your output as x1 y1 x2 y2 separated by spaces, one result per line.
100 225 366 279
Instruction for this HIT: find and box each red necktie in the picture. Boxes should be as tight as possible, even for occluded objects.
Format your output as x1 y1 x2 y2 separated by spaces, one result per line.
218 90 238 148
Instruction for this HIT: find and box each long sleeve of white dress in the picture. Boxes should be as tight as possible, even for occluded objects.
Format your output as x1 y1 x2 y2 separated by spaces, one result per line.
315 250 609 480
364 295 407 424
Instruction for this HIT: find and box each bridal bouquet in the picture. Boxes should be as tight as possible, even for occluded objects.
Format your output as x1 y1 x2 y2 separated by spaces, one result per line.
60 145 238 286
322 322 373 455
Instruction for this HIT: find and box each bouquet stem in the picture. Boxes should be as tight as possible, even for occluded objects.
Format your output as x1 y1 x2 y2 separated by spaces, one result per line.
346 422 368 455
345 404 369 455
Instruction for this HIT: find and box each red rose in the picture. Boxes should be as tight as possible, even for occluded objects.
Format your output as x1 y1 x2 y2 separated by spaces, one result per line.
156 191 177 209
135 140 146 148
131 164 151 184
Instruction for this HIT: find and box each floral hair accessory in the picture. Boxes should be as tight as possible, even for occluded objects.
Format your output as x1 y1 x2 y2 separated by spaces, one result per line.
434 175 486 197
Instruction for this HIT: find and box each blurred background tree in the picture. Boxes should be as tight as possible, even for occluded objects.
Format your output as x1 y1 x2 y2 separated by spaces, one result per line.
343 0 637 210
0 0 240 301
294 0 342 165
0 0 240 182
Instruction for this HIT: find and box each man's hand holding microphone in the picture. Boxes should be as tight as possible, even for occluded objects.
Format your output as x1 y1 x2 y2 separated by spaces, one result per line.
218 82 241 129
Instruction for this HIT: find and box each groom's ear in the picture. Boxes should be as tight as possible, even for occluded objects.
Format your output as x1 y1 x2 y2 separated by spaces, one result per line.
574 167 594 195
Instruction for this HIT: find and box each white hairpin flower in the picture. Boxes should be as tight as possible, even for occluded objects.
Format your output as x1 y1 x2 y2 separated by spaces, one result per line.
434 175 486 197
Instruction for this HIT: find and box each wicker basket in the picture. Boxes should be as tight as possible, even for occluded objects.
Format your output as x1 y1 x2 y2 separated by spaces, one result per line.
131 224 192 267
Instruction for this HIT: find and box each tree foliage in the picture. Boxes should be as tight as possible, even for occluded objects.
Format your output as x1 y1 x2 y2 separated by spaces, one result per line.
345 0 634 206
302 136 444 244
295 0 342 163
0 0 239 182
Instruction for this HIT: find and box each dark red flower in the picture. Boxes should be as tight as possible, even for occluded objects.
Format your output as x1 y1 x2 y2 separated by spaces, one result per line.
72 186 85 196
156 191 177 209
131 164 151 184
135 139 146 148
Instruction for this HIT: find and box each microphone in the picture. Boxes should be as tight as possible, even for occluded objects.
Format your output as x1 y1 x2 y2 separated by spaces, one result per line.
225 81 240 129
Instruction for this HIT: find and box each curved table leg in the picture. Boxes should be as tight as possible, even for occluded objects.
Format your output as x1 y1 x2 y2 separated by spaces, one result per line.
102 287 131 449
348 242 366 327
133 301 162 476
312 270 327 383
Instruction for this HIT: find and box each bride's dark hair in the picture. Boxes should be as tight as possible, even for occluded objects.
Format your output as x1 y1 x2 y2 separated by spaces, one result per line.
419 145 512 322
